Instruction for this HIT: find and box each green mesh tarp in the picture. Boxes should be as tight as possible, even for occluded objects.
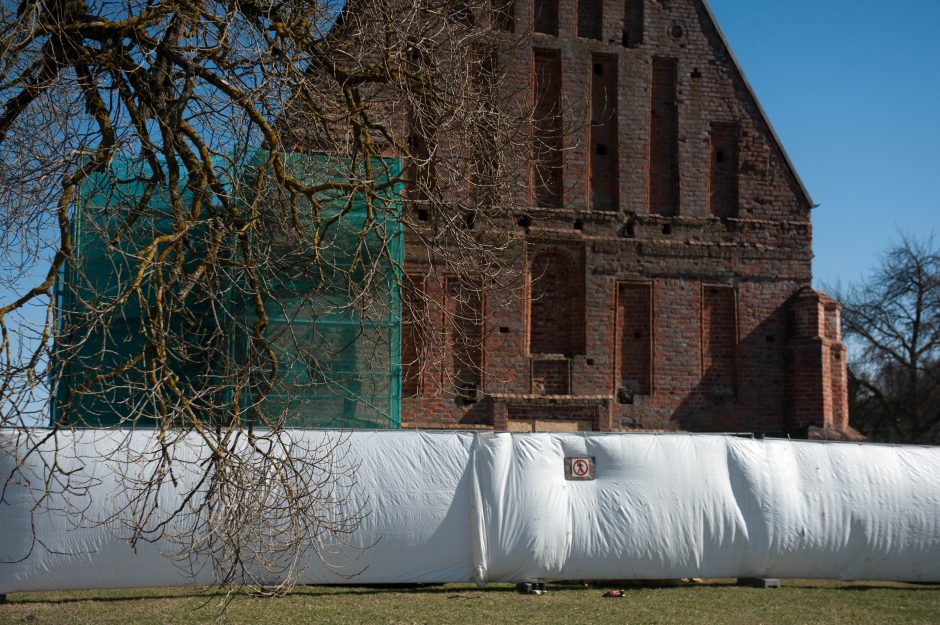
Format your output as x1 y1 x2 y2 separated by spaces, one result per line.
233 154 404 428
54 155 403 428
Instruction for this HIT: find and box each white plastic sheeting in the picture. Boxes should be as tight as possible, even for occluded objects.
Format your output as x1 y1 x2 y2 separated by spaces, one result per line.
1 430 938 593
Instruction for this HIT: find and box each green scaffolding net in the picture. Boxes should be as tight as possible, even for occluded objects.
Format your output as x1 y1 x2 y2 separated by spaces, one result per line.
54 154 403 429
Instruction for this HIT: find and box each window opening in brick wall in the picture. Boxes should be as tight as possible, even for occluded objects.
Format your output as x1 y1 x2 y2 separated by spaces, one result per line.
649 57 679 216
493 0 514 32
447 279 484 403
701 285 737 396
533 48 564 208
622 0 644 48
616 283 652 396
407 110 435 221
470 47 500 218
448 1 475 25
401 274 427 397
529 247 585 355
578 0 603 40
709 122 739 218
534 0 559 35
591 53 619 211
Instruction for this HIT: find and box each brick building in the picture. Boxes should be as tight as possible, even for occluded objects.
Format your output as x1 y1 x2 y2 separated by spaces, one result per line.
400 0 852 437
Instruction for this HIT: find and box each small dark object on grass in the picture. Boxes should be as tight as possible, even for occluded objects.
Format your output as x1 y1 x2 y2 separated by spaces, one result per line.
516 581 547 595
737 578 781 588
603 588 626 597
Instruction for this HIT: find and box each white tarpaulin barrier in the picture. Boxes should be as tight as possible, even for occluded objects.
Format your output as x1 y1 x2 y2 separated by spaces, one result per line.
1 430 938 593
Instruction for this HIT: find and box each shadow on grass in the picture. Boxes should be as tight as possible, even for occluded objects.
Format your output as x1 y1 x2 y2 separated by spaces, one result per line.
783 583 940 592
5 580 938 605
5 590 217 605
290 583 516 598
3 584 507 604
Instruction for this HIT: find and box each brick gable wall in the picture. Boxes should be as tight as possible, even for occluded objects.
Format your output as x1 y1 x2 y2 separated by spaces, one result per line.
401 0 849 437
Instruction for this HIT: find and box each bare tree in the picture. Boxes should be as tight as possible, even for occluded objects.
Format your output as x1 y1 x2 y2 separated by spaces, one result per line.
835 235 940 444
0 0 536 594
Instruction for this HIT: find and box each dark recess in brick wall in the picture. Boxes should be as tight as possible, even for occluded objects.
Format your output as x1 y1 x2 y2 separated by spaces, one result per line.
529 245 585 355
534 0 559 35
701 285 737 396
447 279 484 402
401 274 427 397
407 109 434 221
493 0 514 31
622 0 643 48
591 53 619 211
533 48 564 208
649 57 679 215
617 282 652 396
578 0 602 40
709 122 739 217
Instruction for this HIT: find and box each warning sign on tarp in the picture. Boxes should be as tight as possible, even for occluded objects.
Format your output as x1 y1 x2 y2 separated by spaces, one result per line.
565 456 595 480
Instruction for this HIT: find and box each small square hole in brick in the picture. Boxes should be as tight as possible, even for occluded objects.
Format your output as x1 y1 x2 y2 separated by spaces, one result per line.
662 224 672 235
573 218 584 230
499 326 511 334
417 208 430 221
586 358 595 366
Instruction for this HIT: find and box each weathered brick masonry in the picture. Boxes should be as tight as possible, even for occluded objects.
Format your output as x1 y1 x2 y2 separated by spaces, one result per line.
401 0 851 437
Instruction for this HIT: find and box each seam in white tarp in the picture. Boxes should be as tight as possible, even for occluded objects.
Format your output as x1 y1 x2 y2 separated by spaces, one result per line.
1 430 938 593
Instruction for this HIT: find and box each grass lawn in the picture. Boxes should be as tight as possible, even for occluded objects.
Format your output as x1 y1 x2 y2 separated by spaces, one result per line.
1 580 938 625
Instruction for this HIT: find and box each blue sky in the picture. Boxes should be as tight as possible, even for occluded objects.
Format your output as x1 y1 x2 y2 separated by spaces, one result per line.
707 0 940 290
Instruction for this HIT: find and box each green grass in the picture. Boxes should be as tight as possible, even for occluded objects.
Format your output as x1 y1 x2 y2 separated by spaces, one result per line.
1 580 938 625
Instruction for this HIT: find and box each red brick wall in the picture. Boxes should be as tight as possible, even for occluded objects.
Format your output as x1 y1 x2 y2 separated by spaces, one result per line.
508 404 599 428
532 358 570 395
787 290 850 435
